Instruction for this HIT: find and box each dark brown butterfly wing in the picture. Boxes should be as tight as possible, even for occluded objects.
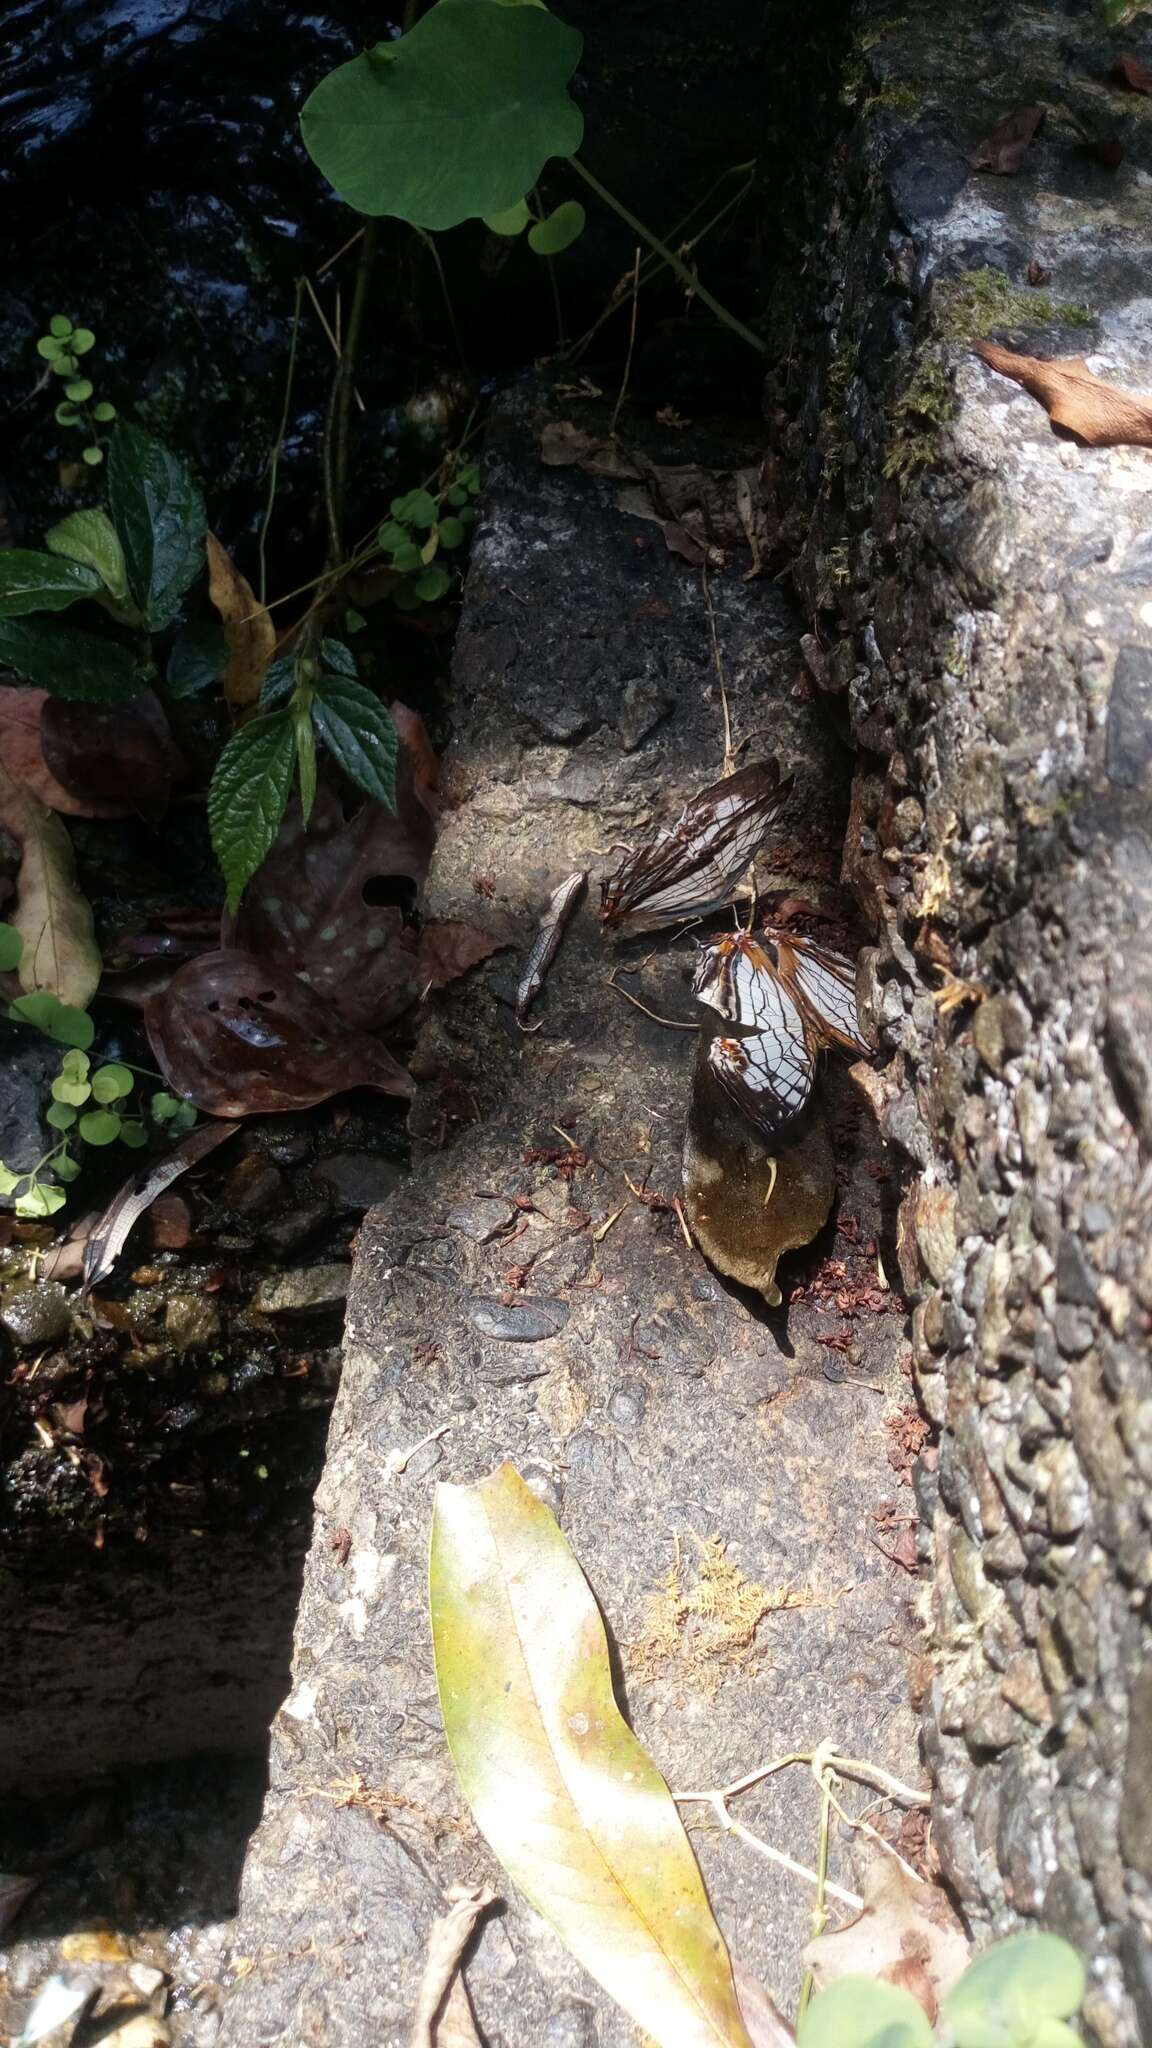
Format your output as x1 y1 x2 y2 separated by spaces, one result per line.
600 760 793 934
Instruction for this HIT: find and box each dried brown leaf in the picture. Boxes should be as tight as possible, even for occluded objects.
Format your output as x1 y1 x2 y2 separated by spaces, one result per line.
970 103 1043 173
417 918 512 991
1111 52 1152 94
40 691 186 821
976 340 1152 446
802 1847 969 2018
145 948 414 1116
0 687 126 819
206 532 276 717
0 757 101 1006
732 1965 795 2047
408 1884 495 2048
538 421 640 477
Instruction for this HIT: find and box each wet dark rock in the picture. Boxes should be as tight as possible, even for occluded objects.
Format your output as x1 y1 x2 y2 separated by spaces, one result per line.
251 1121 314 1170
316 1152 405 1212
259 1202 332 1257
1 1283 71 1347
467 1297 569 1344
0 1035 59 1207
164 1295 221 1352
222 1154 284 1218
251 1265 349 1316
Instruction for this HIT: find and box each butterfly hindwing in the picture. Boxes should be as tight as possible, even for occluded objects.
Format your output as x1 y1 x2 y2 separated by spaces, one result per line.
601 760 793 933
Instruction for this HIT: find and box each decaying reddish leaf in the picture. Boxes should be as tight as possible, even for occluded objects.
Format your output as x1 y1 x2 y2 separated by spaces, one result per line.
233 716 438 1033
206 532 276 718
145 948 414 1116
416 918 512 991
803 1847 969 2019
970 103 1043 174
40 691 186 821
0 687 126 819
976 340 1152 447
1111 53 1152 95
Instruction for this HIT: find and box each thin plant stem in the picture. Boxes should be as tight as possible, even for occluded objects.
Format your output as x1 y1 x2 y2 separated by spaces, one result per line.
416 227 467 369
316 225 366 279
701 562 734 771
568 169 756 363
302 276 365 412
797 1765 835 2023
325 219 379 570
568 157 766 356
258 277 304 607
610 247 642 439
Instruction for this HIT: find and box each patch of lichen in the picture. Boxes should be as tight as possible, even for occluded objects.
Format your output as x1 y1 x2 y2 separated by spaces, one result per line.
884 267 1095 482
627 1533 808 1694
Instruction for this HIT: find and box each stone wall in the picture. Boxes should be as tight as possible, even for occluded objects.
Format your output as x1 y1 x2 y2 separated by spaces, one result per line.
784 4 1152 2039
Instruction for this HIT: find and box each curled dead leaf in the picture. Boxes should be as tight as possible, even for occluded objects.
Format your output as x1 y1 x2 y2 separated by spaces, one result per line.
0 687 126 820
976 340 1152 447
206 533 276 718
970 104 1043 174
0 757 101 1007
40 691 186 822
1110 53 1152 95
145 948 414 1116
417 918 513 991
802 1846 969 2019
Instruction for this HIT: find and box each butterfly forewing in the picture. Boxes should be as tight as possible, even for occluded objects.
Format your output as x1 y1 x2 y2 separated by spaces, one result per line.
768 930 868 1055
693 926 867 1135
601 760 793 933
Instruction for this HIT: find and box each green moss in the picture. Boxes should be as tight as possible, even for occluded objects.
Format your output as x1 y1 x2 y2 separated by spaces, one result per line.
884 267 1095 482
860 80 921 116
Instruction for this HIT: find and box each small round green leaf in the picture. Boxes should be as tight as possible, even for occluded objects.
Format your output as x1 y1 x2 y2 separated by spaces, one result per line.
49 315 74 338
54 1150 82 1183
391 488 438 529
459 464 481 495
393 583 423 611
45 508 130 603
71 328 96 354
17 1182 67 1218
300 0 584 230
55 403 80 427
92 400 117 422
82 446 105 466
391 542 424 574
446 484 469 507
65 378 94 403
38 336 66 361
377 519 412 550
414 565 452 603
8 993 95 1048
436 516 466 549
51 354 79 377
527 199 585 255
344 607 367 634
484 198 532 235
0 1165 22 1197
151 1092 181 1122
797 1978 934 2048
91 1063 134 1103
51 1076 92 1107
79 1110 122 1146
61 1049 90 1079
0 922 23 970
458 505 477 526
942 1934 1087 2040
46 1102 78 1131
118 1120 148 1149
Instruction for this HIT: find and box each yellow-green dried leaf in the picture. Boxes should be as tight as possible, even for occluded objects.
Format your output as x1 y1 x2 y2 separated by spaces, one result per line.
431 1462 753 2048
0 759 99 1008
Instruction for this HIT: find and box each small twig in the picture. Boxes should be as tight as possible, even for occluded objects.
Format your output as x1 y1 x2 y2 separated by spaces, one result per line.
316 225 366 279
606 970 697 1029
325 219 379 568
610 245 642 439
592 1202 628 1243
701 561 734 773
385 1423 452 1479
672 1196 694 1250
684 1795 862 1911
258 277 304 607
417 226 467 369
302 274 365 413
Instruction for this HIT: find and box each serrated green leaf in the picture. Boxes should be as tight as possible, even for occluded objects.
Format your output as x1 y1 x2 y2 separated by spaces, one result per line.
414 565 452 602
64 378 94 403
294 697 318 825
71 327 95 354
167 618 228 698
320 636 358 678
527 199 585 254
0 550 103 618
436 516 466 548
49 315 74 339
207 710 297 912
107 421 207 631
118 1120 148 1149
46 1101 78 1131
45 509 130 603
0 616 147 702
54 1150 81 1182
797 1978 934 2048
0 922 23 970
301 0 583 230
9 994 94 1049
91 1063 133 1103
484 197 532 234
391 488 438 529
51 1075 91 1106
259 654 299 708
943 1934 1087 2044
79 1110 121 1146
17 1181 67 1217
312 678 398 807
431 1463 754 2048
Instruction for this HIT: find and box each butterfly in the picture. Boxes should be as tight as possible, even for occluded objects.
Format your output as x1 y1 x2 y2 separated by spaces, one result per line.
692 926 868 1135
600 759 794 935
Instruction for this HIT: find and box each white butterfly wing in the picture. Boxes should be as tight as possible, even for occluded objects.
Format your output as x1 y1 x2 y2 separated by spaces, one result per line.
789 944 868 1052
708 971 814 1134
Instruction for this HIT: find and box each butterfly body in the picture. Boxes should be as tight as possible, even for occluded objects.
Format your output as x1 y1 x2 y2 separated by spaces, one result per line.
693 927 867 1135
600 759 793 934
